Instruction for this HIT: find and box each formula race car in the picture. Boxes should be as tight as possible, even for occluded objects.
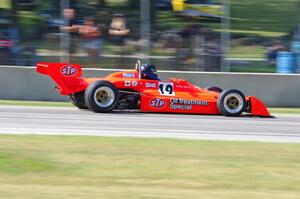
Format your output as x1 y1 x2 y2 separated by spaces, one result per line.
36 61 270 117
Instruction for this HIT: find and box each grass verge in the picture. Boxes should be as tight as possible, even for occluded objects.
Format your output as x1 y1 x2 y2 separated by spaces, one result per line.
0 135 299 199
268 108 300 115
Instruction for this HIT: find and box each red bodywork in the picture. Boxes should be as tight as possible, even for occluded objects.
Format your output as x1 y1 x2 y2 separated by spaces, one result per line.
37 62 271 117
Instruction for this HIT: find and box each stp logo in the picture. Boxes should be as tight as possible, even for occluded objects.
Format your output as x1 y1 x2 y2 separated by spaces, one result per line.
61 65 77 76
150 98 166 109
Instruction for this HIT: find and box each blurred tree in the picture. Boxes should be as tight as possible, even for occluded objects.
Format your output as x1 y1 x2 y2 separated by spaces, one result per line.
129 0 156 23
98 0 106 8
128 0 139 8
150 0 156 26
10 0 17 24
0 0 11 9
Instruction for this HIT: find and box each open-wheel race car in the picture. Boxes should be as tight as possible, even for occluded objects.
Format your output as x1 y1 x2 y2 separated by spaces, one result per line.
36 61 271 117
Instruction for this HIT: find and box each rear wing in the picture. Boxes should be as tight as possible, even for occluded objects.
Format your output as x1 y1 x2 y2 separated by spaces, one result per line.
36 62 88 95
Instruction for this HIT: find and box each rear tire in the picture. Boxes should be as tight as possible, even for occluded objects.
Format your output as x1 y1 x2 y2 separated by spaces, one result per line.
70 91 88 109
217 89 246 116
84 80 119 113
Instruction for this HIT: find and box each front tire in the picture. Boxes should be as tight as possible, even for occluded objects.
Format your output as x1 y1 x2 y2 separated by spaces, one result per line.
217 89 246 117
84 81 119 113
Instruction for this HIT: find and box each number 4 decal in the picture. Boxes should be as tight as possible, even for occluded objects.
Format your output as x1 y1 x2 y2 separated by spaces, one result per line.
158 82 175 96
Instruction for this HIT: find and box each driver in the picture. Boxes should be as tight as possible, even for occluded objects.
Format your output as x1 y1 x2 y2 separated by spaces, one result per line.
140 64 160 80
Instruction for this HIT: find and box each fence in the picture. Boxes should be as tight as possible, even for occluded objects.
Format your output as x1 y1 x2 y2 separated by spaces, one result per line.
1 65 300 107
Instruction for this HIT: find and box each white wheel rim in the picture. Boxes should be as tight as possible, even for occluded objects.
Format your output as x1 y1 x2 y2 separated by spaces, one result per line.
94 86 115 108
223 93 244 114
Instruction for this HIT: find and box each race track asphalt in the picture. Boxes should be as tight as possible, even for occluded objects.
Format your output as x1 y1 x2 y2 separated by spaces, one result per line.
0 105 300 143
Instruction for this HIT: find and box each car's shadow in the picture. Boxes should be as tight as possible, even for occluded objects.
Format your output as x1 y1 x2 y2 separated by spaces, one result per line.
83 109 276 119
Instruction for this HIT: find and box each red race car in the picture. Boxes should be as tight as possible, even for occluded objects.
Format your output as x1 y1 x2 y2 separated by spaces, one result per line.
36 61 270 117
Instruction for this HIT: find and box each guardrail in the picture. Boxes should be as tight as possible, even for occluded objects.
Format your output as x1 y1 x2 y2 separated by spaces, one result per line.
1 65 300 107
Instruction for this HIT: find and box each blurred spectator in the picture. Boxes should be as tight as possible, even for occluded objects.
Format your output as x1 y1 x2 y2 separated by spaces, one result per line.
157 30 182 49
0 28 14 65
109 14 130 45
60 8 80 54
9 25 23 65
267 40 286 64
0 10 22 66
181 18 203 38
181 19 212 47
176 18 214 67
79 17 101 66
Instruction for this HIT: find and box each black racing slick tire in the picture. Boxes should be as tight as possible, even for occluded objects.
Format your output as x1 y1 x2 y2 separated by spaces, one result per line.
84 80 119 113
217 89 246 117
70 91 88 109
205 86 223 93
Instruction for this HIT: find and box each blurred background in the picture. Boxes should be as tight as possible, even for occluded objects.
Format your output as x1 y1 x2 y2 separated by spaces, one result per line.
1 0 300 72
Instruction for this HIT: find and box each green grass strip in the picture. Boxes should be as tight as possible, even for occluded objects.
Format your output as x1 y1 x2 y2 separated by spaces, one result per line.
0 134 299 199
